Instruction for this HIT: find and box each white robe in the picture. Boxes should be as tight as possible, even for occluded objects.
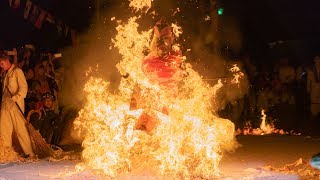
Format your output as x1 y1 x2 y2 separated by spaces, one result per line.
0 64 34 156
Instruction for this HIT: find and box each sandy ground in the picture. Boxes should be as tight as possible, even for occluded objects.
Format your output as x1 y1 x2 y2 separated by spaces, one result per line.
0 135 319 179
220 135 320 179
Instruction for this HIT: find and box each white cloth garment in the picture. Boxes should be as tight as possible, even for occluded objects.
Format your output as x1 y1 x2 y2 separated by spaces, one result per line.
0 64 34 156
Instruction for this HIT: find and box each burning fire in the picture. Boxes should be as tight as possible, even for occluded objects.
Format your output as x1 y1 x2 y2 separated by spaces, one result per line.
129 0 153 12
236 110 298 135
259 109 273 134
74 0 238 178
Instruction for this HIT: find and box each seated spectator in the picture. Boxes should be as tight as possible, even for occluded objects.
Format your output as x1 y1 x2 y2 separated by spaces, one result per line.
34 65 50 94
27 92 62 145
25 68 39 114
17 57 26 72
33 64 58 109
38 64 58 97
45 58 59 113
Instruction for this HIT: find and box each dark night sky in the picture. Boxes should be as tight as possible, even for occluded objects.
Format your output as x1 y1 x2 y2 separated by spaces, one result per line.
1 0 320 60
235 0 320 41
0 0 94 49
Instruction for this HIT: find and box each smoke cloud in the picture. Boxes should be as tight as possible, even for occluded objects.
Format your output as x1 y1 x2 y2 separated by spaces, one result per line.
58 1 248 144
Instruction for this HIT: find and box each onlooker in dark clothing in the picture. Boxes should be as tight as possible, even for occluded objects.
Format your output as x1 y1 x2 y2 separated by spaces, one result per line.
25 68 39 114
35 65 58 99
295 65 310 132
34 65 50 95
19 48 32 72
28 92 62 145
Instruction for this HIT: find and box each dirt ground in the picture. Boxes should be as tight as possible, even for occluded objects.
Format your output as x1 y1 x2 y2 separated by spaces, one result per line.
219 135 320 179
0 135 319 179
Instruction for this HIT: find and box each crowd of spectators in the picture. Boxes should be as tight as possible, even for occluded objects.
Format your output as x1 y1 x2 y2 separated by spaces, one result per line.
224 54 320 134
1 46 65 146
2 43 320 148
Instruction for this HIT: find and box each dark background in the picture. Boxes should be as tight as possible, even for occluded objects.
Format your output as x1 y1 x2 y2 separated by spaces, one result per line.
1 0 320 64
0 0 94 50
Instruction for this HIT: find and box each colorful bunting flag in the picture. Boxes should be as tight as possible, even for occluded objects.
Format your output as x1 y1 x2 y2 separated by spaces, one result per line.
57 20 63 35
12 0 20 8
64 25 69 37
29 5 40 25
71 29 78 45
24 0 32 19
8 0 77 46
46 13 55 24
35 8 47 29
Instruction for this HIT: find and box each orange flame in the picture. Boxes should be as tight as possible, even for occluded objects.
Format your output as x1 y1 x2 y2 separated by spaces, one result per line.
230 64 244 85
74 0 237 178
236 109 300 135
129 0 153 12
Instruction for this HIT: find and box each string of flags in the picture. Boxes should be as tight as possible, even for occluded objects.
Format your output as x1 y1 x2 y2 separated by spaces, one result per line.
8 0 77 45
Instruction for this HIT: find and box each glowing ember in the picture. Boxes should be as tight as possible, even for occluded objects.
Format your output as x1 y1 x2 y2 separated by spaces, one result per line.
74 0 237 178
171 23 183 38
230 64 244 85
173 8 181 16
129 0 153 12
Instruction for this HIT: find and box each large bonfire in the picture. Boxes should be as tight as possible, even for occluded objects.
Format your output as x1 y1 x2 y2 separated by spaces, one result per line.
74 0 238 178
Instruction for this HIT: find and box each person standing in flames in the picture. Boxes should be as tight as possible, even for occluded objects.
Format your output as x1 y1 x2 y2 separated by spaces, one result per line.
133 18 185 133
142 18 184 87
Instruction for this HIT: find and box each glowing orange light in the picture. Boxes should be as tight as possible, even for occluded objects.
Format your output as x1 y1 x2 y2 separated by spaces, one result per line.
74 0 238 178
